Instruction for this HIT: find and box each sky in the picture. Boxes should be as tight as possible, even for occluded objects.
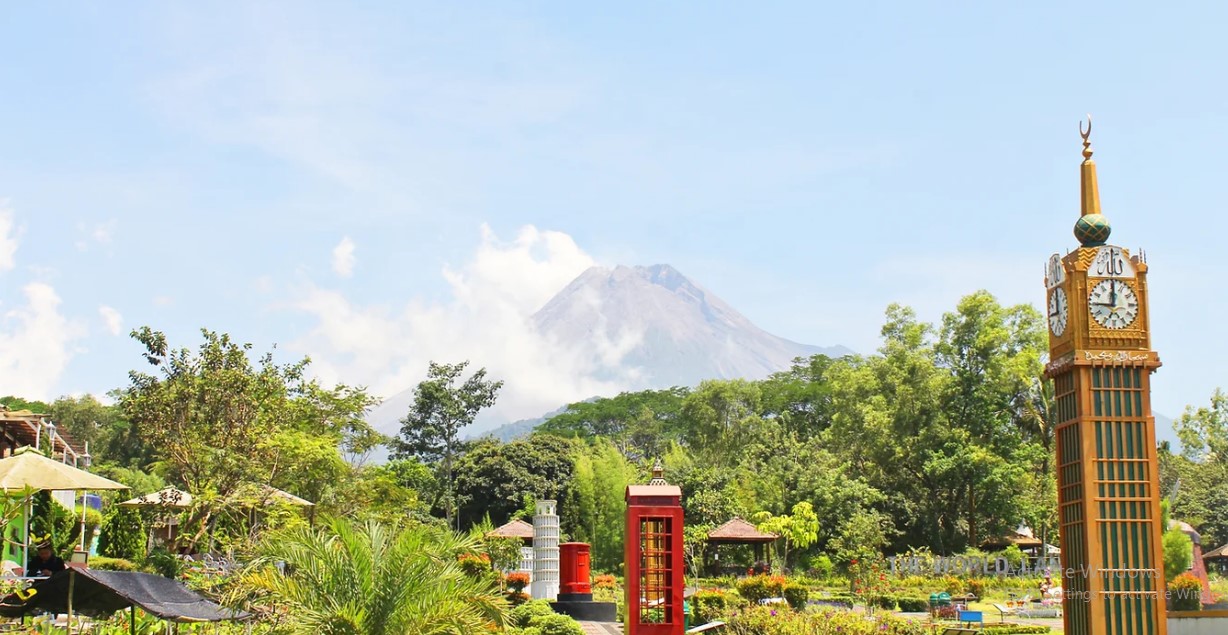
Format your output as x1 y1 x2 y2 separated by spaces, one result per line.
2 1 1227 427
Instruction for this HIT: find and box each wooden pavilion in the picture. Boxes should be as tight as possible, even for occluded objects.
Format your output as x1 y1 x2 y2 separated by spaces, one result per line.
486 518 534 546
707 517 777 573
1204 543 1228 574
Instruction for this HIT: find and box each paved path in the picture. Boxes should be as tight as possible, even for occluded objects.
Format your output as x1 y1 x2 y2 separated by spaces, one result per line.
578 622 622 635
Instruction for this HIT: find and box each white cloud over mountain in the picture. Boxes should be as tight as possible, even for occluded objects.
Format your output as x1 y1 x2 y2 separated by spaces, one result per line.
0 206 85 400
331 237 356 278
289 224 637 422
0 205 19 273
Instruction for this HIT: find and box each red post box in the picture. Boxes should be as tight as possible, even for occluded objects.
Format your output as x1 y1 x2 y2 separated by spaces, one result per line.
559 542 592 595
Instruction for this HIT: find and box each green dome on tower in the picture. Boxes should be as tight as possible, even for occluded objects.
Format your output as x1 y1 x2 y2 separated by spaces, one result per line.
1075 213 1111 246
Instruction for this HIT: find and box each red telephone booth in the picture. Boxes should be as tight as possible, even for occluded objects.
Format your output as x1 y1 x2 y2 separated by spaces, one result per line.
559 542 592 595
625 464 684 635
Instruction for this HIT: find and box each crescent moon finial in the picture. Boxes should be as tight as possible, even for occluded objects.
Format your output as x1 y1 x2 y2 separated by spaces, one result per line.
1080 114 1094 160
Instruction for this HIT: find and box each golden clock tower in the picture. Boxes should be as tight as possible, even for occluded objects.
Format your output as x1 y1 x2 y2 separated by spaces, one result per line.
1044 117 1168 635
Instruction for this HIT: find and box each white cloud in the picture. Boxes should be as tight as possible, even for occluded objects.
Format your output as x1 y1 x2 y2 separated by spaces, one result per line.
331 237 356 278
0 204 18 273
98 305 123 336
289 224 638 431
0 283 85 401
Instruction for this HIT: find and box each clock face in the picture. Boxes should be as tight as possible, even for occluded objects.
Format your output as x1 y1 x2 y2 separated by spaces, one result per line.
1048 287 1068 336
1088 279 1139 329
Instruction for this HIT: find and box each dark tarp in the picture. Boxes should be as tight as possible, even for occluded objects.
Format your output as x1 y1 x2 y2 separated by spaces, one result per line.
0 569 249 622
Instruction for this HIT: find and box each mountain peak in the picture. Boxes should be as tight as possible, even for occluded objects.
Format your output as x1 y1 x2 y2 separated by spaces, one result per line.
530 264 850 388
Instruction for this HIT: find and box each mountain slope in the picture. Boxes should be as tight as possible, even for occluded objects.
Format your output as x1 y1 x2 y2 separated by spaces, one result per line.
529 264 851 389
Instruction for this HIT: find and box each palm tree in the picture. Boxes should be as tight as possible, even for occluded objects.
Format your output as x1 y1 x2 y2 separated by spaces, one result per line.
241 518 508 635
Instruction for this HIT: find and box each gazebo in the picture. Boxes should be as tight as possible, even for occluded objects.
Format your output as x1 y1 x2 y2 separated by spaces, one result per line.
1204 543 1228 574
707 517 778 573
486 519 534 546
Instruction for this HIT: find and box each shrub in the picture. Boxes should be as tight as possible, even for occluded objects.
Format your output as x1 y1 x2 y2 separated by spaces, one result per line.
457 552 492 577
735 574 786 602
1163 528 1193 581
594 574 617 590
1170 572 1203 611
808 554 835 579
144 548 183 579
874 594 898 610
782 584 808 611
507 571 530 594
896 596 929 612
91 556 138 572
727 605 929 635
981 626 1051 634
531 613 583 635
692 589 737 623
510 599 556 629
966 577 986 599
97 506 147 562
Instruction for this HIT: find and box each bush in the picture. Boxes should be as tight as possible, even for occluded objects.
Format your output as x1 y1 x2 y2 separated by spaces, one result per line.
896 596 929 612
873 594 898 610
735 574 786 602
692 589 737 623
457 552 492 577
510 599 556 629
782 584 808 611
530 613 583 635
507 571 530 594
98 507 147 562
1170 572 1202 611
981 625 1051 634
594 574 617 590
966 577 986 599
91 556 138 572
808 554 835 579
1163 528 1193 581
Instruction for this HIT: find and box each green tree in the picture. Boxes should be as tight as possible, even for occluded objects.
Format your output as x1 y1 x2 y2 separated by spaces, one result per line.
752 501 819 569
452 434 575 528
243 518 507 635
120 327 374 551
393 361 502 529
98 506 147 562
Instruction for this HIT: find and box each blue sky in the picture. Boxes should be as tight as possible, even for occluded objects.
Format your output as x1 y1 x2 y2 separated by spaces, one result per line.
2 1 1226 426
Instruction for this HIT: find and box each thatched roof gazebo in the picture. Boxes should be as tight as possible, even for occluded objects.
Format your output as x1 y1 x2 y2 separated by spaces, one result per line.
707 517 778 571
1204 543 1228 573
487 519 534 546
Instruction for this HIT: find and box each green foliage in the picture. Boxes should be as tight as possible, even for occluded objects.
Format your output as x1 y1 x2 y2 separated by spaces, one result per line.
98 506 147 561
31 491 76 555
895 596 929 612
808 554 834 578
1000 544 1027 569
452 434 575 527
525 613 584 635
509 600 556 628
145 547 184 579
120 327 376 551
90 556 139 571
735 575 786 603
782 583 808 610
752 501 819 568
1163 526 1193 581
393 360 502 529
691 589 739 623
241 517 508 635
726 605 928 635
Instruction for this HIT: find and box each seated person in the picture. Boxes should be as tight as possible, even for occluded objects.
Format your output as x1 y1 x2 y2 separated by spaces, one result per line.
26 540 65 577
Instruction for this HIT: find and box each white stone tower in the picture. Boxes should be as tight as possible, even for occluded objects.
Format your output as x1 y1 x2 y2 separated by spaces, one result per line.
531 499 560 600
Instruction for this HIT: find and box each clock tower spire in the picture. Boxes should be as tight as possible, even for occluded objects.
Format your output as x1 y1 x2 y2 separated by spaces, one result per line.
1075 115 1111 247
1044 117 1168 635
